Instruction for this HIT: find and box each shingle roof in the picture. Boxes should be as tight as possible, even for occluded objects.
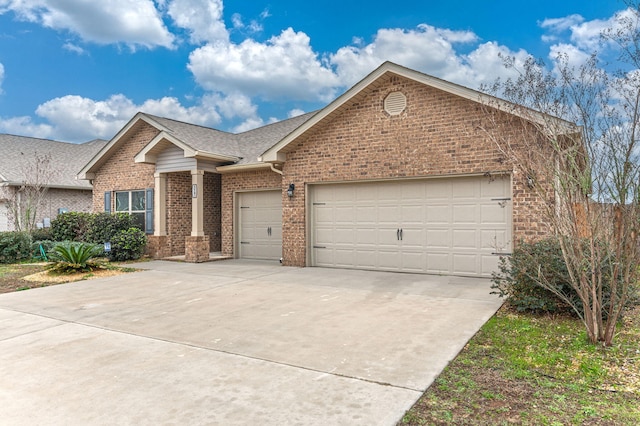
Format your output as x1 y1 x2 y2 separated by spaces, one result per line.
139 111 317 165
0 134 108 188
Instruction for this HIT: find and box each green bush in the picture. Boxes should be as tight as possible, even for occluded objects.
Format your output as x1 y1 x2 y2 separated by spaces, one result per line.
492 237 636 318
48 241 106 273
0 231 33 264
107 227 147 262
84 213 135 245
30 227 53 241
51 212 92 242
492 238 574 314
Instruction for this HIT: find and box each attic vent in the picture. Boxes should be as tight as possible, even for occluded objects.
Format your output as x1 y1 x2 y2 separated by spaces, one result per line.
384 91 407 116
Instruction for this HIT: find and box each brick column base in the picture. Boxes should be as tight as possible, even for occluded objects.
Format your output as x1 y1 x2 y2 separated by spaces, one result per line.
185 235 210 263
146 235 172 259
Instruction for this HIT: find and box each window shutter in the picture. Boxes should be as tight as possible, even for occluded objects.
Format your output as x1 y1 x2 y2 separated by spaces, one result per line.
145 188 154 234
104 191 111 213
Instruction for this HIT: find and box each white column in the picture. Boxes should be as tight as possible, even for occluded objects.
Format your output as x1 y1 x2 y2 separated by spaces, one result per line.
154 172 167 236
191 169 205 236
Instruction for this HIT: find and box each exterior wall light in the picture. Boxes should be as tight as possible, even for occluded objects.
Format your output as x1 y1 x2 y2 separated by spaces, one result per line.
287 183 295 198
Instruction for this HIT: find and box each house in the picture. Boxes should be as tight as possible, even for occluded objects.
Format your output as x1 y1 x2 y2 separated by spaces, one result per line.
79 62 561 277
0 134 108 232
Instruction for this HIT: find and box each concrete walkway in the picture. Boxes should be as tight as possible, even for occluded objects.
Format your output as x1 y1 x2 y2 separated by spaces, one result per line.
0 260 502 425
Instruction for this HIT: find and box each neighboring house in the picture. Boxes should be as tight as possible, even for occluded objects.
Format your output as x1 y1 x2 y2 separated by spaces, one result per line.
0 134 108 232
79 62 565 277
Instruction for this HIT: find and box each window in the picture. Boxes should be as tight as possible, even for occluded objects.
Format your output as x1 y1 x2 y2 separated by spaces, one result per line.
115 190 146 230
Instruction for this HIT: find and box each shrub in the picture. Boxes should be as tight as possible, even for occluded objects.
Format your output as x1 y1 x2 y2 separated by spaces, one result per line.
84 213 135 245
30 227 53 241
107 227 147 262
51 212 92 242
48 242 105 273
0 231 33 264
492 237 636 318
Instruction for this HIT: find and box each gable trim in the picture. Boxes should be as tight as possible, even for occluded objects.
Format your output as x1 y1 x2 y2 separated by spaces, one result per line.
134 132 240 164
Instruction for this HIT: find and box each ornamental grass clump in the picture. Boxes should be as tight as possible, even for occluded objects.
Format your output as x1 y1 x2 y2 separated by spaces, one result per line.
47 242 106 274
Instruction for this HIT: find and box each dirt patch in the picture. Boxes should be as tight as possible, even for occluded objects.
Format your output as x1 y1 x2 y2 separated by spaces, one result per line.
0 263 135 293
23 268 128 284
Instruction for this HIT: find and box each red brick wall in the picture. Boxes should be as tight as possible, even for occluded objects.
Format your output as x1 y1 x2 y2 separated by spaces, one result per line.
91 121 158 213
221 169 281 257
204 172 222 251
166 172 191 256
276 74 549 266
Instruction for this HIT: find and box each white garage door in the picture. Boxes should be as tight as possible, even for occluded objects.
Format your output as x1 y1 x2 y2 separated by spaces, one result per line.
310 176 511 277
237 190 282 260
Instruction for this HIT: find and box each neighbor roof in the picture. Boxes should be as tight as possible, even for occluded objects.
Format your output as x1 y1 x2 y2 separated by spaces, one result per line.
0 134 108 189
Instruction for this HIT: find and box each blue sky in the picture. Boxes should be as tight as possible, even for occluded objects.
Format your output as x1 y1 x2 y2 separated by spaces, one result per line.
0 0 625 142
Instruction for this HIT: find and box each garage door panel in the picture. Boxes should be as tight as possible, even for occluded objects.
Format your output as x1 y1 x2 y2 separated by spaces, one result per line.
453 254 478 274
452 229 478 249
426 229 450 248
480 229 510 252
453 204 478 224
311 176 511 277
426 205 451 224
481 178 510 197
480 204 508 224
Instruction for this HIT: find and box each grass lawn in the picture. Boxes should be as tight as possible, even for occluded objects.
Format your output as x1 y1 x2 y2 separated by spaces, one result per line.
399 304 640 425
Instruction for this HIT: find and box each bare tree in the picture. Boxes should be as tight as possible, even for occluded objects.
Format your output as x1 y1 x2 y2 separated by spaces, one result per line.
483 6 640 346
8 152 58 232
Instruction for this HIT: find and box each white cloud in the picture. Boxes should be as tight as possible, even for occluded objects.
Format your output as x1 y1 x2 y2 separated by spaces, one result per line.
0 115 53 139
232 116 264 133
463 42 532 87
188 27 340 102
212 92 258 120
288 108 305 118
331 24 478 87
539 14 585 32
0 0 174 49
0 94 221 142
167 0 228 44
62 42 85 55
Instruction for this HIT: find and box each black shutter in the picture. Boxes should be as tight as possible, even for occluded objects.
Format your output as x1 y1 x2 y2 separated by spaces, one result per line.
145 188 154 234
104 191 111 213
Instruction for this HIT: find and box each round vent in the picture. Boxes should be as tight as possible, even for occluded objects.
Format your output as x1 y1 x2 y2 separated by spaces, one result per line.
384 91 407 116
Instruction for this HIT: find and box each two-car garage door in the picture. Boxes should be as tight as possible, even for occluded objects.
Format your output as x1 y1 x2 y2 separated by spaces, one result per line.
310 176 511 277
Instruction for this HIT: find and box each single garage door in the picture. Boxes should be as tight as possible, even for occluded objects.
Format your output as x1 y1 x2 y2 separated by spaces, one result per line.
237 190 282 260
310 176 511 277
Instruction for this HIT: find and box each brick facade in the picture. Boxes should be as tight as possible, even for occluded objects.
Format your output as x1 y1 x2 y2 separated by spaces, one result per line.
221 74 551 266
221 169 281 257
91 121 223 257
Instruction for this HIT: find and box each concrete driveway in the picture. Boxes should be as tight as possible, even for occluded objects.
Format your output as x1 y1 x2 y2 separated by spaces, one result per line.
0 260 502 425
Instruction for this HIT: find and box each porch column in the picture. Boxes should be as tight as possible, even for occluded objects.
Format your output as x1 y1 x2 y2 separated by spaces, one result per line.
191 169 205 236
154 172 167 236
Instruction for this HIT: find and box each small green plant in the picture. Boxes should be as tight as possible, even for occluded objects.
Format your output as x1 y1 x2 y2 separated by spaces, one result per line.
107 227 147 261
47 242 106 274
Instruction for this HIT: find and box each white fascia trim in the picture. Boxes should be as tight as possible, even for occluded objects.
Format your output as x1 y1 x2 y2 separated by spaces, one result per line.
216 163 271 174
134 132 241 164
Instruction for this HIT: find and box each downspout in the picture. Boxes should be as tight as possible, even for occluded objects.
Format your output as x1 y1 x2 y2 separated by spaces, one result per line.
269 163 283 175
